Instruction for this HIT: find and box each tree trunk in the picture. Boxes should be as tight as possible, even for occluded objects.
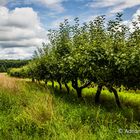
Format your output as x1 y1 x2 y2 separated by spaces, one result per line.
52 80 54 89
32 77 35 82
72 79 81 98
65 83 69 94
45 80 47 85
95 85 103 104
76 88 82 98
110 87 121 108
57 80 62 91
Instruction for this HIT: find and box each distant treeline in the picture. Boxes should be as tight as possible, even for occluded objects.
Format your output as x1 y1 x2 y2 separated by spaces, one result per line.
0 60 30 72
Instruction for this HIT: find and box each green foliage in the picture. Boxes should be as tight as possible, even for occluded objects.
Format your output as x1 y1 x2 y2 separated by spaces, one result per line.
8 66 30 78
0 60 29 72
8 13 140 107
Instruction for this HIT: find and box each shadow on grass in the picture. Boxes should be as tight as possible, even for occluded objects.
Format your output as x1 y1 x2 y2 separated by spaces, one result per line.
56 86 140 122
26 81 140 122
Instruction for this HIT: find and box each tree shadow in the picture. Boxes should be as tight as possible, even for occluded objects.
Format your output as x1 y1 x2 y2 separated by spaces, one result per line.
26 81 140 123
50 85 140 122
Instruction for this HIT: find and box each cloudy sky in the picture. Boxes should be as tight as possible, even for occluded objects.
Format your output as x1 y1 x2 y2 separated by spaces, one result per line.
0 0 140 59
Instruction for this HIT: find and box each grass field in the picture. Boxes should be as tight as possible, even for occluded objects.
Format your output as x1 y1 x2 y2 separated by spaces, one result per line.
0 73 140 140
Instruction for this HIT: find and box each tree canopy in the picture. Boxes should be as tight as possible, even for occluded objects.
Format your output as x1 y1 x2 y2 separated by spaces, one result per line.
8 13 140 108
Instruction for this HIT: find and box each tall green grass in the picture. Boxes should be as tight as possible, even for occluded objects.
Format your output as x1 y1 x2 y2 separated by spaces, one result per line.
0 74 140 140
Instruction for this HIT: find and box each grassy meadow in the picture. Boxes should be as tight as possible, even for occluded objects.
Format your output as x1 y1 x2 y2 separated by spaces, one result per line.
0 73 140 140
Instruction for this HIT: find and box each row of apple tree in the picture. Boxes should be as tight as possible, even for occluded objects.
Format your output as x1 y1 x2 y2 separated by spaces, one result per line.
8 13 140 108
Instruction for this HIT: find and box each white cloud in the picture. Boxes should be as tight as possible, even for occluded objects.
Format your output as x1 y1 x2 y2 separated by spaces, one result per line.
50 15 73 29
88 0 140 13
0 6 47 59
36 0 66 13
111 1 140 13
88 0 119 8
0 0 66 13
0 47 35 59
0 0 8 5
123 9 140 32
132 9 140 21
